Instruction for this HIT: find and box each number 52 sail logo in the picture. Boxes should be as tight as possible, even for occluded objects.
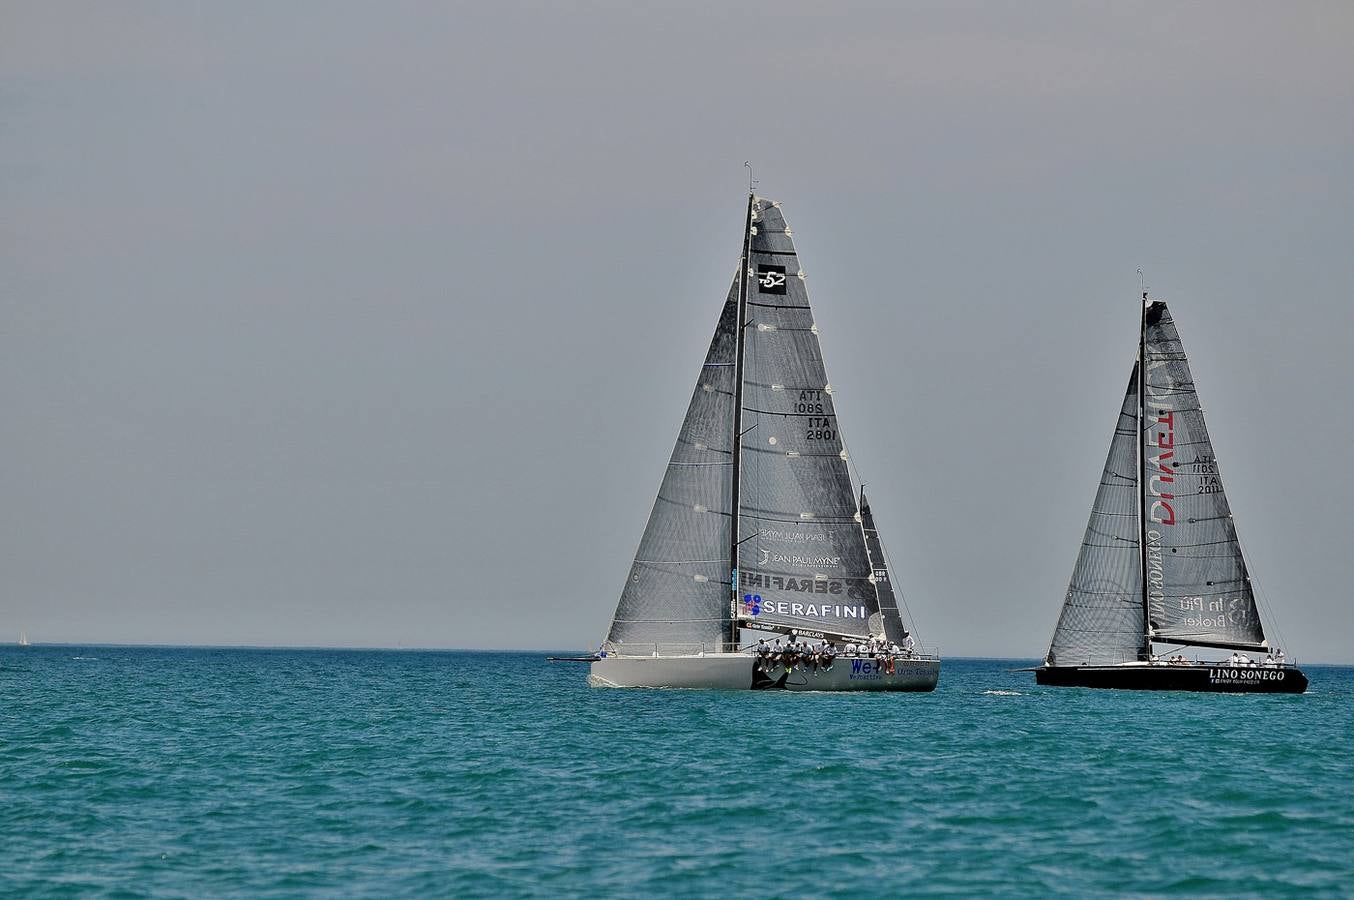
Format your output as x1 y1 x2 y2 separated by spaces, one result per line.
757 264 786 294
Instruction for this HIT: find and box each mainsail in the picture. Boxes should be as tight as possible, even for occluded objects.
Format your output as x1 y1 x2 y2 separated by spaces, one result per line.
605 196 899 652
1140 300 1266 651
734 198 882 640
1047 366 1144 666
605 282 738 651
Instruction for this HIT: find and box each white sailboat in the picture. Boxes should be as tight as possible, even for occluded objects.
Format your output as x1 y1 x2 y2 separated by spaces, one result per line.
589 194 939 691
18 632 30 647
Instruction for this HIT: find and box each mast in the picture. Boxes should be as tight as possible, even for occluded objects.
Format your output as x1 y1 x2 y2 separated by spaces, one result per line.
1136 288 1151 660
728 193 754 652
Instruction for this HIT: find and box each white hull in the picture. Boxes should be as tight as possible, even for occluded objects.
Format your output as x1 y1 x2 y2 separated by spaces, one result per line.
588 654 939 692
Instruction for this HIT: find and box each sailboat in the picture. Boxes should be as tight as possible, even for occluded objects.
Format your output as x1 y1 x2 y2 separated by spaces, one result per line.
589 194 939 691
18 632 30 647
1036 293 1307 693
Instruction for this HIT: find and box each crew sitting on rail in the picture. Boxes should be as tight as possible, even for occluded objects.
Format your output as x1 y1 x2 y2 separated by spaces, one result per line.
883 643 900 674
806 642 821 672
754 639 773 672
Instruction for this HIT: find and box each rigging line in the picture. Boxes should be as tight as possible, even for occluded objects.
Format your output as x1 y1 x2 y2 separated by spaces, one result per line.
1233 527 1288 655
1138 301 1152 659
875 521 923 646
729 192 755 652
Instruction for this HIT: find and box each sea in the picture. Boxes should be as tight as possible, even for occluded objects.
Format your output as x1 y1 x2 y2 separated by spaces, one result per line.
2 648 1351 897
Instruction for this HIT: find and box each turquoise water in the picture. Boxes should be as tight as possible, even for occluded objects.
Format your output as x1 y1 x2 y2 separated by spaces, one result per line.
2 648 1351 897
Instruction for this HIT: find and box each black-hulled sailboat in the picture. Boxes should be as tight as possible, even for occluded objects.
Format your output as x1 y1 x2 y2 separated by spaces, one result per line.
588 195 938 691
1037 294 1307 693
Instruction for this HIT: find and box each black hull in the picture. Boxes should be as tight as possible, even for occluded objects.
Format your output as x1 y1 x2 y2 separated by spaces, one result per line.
1035 664 1307 694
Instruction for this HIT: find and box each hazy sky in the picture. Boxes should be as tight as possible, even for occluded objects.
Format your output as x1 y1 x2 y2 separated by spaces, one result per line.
4 2 1352 660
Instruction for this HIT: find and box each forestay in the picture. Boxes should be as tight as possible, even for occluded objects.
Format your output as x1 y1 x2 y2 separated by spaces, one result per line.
734 198 882 640
1141 300 1266 651
1047 367 1146 666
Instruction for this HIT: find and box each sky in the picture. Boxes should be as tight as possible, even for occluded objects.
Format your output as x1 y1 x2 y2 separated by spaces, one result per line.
3 2 1352 660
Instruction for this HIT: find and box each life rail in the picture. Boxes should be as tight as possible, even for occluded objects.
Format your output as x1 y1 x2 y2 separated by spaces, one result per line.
596 641 940 661
1046 650 1297 668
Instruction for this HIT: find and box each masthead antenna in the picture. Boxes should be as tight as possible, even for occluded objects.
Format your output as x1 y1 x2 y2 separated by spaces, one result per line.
1137 267 1147 300
744 161 757 195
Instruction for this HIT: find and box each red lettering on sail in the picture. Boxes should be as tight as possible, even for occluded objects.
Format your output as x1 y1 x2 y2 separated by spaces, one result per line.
1150 499 1176 525
1148 408 1176 525
1156 411 1174 449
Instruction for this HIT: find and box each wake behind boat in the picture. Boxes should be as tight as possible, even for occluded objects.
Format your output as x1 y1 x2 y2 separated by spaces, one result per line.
1036 293 1307 693
589 193 938 691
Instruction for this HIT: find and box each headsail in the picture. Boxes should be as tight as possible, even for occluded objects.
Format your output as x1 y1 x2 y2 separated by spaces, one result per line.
734 198 882 640
1047 366 1146 665
860 492 911 645
604 282 738 651
1140 300 1266 651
